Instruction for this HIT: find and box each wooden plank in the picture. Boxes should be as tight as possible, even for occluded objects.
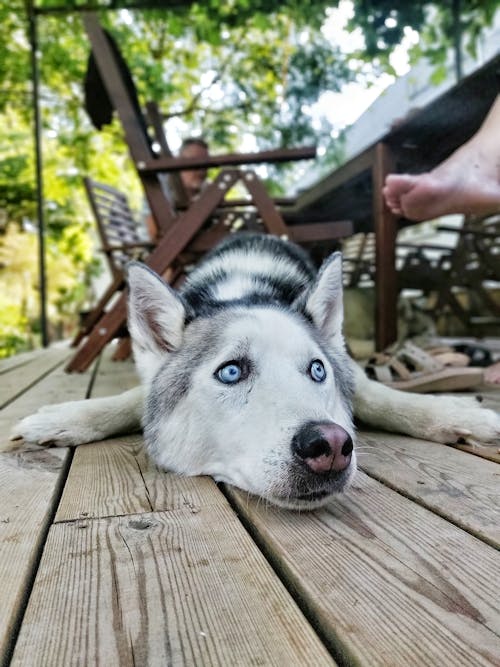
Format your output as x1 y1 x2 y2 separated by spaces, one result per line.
11 506 335 666
0 348 46 374
54 437 224 522
0 449 70 661
0 448 68 663
449 441 500 464
55 352 146 521
0 362 95 448
139 145 317 173
54 436 150 521
0 361 96 663
289 220 354 242
0 346 71 409
357 430 500 547
227 473 500 667
89 344 139 397
241 171 289 237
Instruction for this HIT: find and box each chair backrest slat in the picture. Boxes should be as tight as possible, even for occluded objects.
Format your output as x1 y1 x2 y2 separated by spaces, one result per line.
84 177 150 276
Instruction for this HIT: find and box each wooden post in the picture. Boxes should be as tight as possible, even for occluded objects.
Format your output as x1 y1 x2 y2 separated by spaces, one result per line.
372 143 398 351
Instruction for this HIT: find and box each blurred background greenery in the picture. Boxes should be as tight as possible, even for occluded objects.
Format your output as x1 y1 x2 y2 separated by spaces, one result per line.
0 0 497 356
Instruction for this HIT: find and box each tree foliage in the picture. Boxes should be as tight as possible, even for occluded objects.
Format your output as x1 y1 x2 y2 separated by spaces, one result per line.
347 0 499 76
0 0 498 356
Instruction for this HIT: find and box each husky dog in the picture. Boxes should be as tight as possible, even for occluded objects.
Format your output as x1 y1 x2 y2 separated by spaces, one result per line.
9 234 500 509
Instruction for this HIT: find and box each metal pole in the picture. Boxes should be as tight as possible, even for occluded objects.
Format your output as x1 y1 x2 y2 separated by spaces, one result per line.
27 0 49 347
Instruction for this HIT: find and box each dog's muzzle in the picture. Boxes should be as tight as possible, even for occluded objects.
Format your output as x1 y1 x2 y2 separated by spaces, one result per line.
291 421 353 475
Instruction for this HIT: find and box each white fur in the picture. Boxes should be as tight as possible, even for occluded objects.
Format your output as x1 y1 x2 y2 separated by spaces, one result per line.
7 387 143 450
127 264 185 385
352 364 500 447
147 308 355 506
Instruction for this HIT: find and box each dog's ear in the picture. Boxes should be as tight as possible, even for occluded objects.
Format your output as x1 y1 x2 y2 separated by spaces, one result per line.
304 252 344 346
127 263 185 382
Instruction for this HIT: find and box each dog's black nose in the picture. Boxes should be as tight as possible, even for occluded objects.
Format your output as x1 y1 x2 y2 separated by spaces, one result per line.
292 422 353 474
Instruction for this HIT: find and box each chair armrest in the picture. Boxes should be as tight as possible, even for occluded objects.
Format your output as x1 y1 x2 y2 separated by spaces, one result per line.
137 146 317 173
101 242 154 252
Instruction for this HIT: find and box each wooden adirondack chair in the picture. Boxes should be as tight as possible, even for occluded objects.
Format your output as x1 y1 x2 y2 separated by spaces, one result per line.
66 13 353 371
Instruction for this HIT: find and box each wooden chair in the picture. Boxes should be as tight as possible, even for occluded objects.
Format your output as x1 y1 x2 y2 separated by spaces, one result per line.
66 14 354 371
82 13 319 237
76 176 221 360
396 215 500 333
432 214 500 332
71 178 153 349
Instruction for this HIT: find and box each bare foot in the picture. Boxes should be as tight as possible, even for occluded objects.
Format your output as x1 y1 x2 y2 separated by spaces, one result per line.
383 146 500 220
484 361 500 385
383 95 500 221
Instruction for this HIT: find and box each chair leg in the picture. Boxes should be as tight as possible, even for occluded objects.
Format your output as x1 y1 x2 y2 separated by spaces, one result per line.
112 337 132 361
242 171 289 236
71 275 124 347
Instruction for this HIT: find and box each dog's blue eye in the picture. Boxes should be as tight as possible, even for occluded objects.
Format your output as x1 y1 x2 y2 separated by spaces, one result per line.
309 359 326 382
216 362 242 384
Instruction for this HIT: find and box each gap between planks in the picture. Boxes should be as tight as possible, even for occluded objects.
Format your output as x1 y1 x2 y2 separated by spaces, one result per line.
226 471 500 667
0 355 99 665
12 440 335 667
0 346 72 410
356 428 500 549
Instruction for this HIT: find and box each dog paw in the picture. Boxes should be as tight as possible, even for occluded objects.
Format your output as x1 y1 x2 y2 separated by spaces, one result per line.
421 395 500 447
8 405 93 450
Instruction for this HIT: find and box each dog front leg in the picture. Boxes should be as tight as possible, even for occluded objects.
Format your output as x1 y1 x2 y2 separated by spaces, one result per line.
6 386 144 451
350 362 500 447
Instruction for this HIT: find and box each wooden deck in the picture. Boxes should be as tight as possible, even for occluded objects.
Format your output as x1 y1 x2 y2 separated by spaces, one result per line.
1 344 499 666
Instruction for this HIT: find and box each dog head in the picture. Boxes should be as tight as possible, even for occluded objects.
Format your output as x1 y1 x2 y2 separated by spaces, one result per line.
127 254 356 509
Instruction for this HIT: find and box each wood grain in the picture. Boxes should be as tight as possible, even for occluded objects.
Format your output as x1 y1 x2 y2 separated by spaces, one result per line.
0 359 95 449
227 472 500 667
11 507 335 666
90 345 139 398
356 429 500 547
55 437 224 522
0 346 71 409
0 357 96 662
